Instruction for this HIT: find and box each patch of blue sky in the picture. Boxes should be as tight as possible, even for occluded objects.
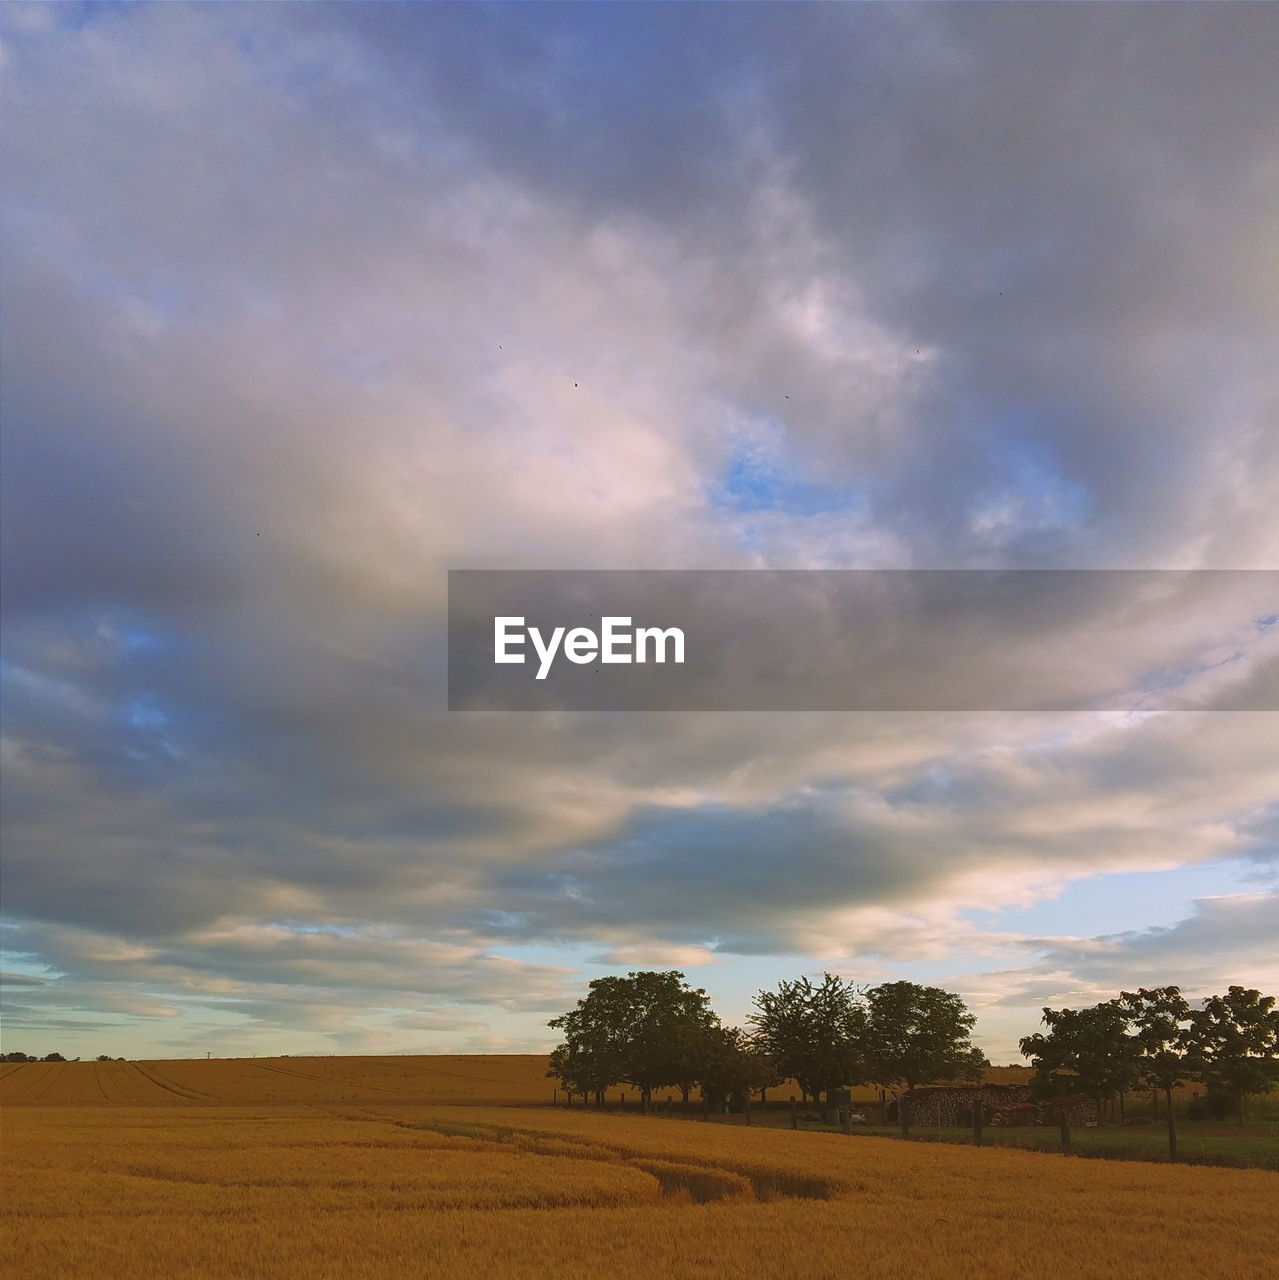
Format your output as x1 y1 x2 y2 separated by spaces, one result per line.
117 626 168 655
92 608 181 659
45 2 109 33
124 695 169 732
265 922 364 938
0 955 58 980
1135 649 1247 700
486 941 601 969
883 765 974 809
964 860 1258 941
116 693 189 766
967 430 1093 541
709 441 869 518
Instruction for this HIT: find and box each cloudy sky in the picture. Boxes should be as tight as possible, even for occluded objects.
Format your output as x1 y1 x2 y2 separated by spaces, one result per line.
2 2 1277 1064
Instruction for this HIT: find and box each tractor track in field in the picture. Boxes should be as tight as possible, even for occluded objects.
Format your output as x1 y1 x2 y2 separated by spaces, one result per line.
27 1062 68 1103
246 1059 418 1097
128 1060 220 1102
0 1062 35 1099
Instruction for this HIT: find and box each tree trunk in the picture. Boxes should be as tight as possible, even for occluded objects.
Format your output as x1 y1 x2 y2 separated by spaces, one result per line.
1118 1091 1126 1125
1166 1088 1177 1160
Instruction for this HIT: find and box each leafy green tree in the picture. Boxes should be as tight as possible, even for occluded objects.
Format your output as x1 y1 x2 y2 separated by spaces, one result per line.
863 981 986 1134
698 1026 779 1112
1185 986 1279 1123
546 1041 617 1106
749 973 867 1105
547 970 720 1110
1116 986 1191 1156
1019 1000 1141 1123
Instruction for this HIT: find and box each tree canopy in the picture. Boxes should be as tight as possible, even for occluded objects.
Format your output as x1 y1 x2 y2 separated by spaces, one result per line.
1116 986 1193 1103
546 970 720 1107
749 972 866 1103
1019 1000 1141 1112
1185 986 1279 1121
863 981 986 1130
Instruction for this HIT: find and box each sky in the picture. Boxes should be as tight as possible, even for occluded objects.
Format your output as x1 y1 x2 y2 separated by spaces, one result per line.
1 1 1277 1065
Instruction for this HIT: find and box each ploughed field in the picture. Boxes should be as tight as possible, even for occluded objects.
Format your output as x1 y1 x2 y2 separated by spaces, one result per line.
2 1059 1275 1280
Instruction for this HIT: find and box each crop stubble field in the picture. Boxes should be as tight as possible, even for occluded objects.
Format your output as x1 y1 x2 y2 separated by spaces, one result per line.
2 1057 1275 1279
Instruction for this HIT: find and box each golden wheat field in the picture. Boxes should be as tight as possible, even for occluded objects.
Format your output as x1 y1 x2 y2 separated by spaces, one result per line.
0 1055 1039 1108
2 1058 1274 1280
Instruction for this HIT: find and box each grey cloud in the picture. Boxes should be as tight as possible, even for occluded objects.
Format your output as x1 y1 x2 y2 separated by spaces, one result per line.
2 3 1276 1053
979 893 1279 1012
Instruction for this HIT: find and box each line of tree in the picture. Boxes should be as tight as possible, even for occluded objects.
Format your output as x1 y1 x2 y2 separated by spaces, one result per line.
547 973 1279 1137
2 1052 125 1062
547 970 987 1132
1019 984 1279 1136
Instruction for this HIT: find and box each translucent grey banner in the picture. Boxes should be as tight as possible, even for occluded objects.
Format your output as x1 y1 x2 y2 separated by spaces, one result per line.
447 570 1278 711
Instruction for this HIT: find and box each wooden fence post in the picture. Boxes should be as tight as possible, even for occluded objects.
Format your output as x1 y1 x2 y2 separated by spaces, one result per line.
841 1108 852 1134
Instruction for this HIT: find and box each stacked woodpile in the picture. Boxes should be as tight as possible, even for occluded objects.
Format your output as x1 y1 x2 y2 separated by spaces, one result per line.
989 1101 1041 1127
899 1084 1102 1127
897 1083 1031 1126
1037 1095 1102 1126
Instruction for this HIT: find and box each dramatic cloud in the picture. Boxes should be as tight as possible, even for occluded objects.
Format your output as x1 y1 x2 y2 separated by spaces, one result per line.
1 2 1276 1058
